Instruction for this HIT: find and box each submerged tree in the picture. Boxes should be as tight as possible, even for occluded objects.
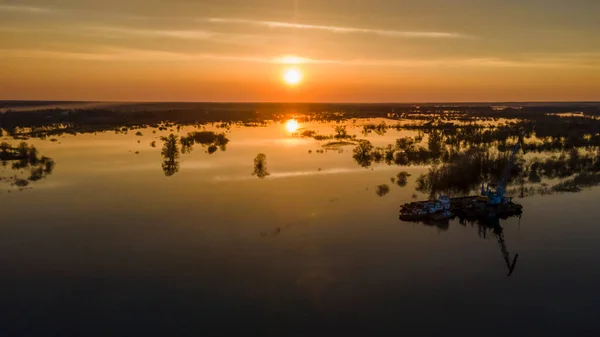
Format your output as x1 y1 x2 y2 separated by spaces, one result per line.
0 142 10 156
334 126 348 139
427 130 443 159
396 171 412 187
180 135 194 154
180 131 230 154
362 122 387 136
253 153 270 179
0 141 56 188
376 184 390 197
161 134 180 177
207 145 218 154
353 140 374 168
415 147 520 197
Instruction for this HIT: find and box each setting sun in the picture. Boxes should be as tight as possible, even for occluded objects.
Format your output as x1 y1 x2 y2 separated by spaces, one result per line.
285 119 300 132
283 68 303 86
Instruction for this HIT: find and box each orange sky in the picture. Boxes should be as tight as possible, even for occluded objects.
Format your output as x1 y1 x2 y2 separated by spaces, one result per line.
1 0 599 102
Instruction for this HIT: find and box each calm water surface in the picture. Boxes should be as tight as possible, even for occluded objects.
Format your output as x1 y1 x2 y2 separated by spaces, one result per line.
1 119 599 336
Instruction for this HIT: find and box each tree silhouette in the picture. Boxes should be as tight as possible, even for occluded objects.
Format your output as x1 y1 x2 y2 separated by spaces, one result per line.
253 153 270 178
353 140 374 168
334 126 348 139
161 134 180 176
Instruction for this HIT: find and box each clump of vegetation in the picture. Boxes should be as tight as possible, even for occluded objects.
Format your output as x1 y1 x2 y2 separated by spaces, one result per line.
180 131 230 154
362 122 388 136
253 153 269 179
298 127 356 142
0 141 55 188
313 135 330 141
150 141 156 148
552 172 600 192
376 184 390 197
135 131 143 136
322 140 356 149
334 126 349 139
301 130 317 138
415 148 518 197
383 145 395 164
396 171 412 187
14 179 29 187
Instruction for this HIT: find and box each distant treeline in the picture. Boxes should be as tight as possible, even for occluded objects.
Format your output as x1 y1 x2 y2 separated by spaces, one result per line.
1 102 599 138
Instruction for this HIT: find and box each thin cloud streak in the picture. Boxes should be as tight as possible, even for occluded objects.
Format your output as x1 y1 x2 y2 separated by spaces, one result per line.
0 48 274 63
83 26 276 47
0 48 597 69
207 17 469 39
0 5 52 14
86 26 215 40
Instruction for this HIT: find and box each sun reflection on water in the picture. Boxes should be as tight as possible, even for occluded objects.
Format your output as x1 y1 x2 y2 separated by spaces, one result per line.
285 119 300 133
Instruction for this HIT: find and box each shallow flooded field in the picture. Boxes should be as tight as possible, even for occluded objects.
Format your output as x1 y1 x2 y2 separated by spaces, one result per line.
1 102 600 336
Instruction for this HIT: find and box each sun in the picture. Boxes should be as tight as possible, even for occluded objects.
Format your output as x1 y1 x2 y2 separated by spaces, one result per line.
285 119 300 133
283 68 302 86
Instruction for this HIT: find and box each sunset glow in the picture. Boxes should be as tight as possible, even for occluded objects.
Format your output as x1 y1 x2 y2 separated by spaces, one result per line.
283 68 303 86
0 1 598 101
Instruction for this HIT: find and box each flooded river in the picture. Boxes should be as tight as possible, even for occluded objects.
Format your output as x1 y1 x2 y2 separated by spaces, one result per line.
1 105 600 336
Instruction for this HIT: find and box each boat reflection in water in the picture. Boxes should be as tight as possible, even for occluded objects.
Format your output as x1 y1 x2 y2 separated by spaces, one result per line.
459 214 520 276
400 207 521 277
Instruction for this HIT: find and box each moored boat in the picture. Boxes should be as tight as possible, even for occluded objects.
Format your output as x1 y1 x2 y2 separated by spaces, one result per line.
400 195 453 221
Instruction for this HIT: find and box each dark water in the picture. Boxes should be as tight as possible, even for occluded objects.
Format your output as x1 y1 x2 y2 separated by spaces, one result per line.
1 109 600 336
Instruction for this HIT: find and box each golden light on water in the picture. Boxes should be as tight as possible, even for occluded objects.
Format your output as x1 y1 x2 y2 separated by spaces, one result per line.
285 119 300 133
283 68 303 86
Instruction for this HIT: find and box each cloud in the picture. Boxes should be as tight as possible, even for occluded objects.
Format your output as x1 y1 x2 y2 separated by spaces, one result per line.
85 26 215 40
0 5 51 14
206 17 469 39
1 48 597 69
0 47 275 62
276 55 600 68
82 26 277 47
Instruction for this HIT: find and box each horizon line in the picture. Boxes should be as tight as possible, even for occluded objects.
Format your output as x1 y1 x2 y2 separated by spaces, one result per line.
2 99 599 105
